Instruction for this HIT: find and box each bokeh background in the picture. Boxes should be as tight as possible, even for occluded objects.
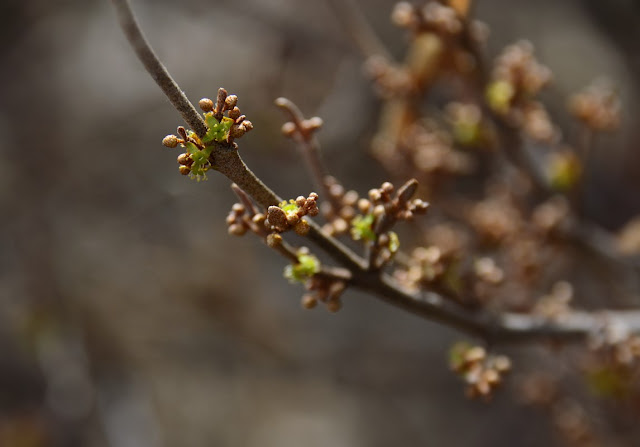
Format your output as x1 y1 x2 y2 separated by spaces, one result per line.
2 0 640 446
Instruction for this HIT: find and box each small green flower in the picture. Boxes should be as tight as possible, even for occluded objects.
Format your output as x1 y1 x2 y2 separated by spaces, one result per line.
284 254 320 283
203 113 235 143
279 200 300 217
184 140 213 181
351 214 376 242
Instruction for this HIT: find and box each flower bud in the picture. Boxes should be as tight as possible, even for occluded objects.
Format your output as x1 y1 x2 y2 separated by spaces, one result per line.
326 298 342 313
228 223 246 236
266 233 283 247
294 219 310 236
199 98 214 112
228 107 241 120
281 122 297 137
177 153 191 165
224 95 238 109
381 182 394 194
304 116 323 132
162 135 179 148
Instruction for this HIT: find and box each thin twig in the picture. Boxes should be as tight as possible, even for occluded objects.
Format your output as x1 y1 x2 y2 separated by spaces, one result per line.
231 183 259 217
274 97 341 215
111 0 208 138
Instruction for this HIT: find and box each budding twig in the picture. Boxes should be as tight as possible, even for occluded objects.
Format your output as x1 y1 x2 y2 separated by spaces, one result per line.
275 97 340 215
111 0 640 346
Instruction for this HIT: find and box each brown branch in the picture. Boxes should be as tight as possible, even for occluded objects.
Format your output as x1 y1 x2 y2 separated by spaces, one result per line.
355 272 640 345
215 149 365 271
111 0 208 138
274 97 341 215
111 0 640 346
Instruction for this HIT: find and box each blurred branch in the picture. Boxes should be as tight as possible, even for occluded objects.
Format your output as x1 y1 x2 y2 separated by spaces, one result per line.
274 97 341 214
461 31 640 278
111 0 640 347
330 3 640 289
359 273 640 345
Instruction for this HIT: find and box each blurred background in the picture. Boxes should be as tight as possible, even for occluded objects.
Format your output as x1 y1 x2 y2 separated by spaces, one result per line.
1 0 639 446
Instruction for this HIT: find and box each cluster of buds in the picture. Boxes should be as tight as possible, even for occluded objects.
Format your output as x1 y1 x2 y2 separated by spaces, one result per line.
568 79 620 132
355 180 429 233
265 193 319 234
404 122 473 177
198 88 253 143
352 180 428 268
226 203 252 236
391 1 488 77
162 126 213 180
365 55 415 98
486 41 556 141
321 176 360 236
490 41 552 99
589 321 640 366
534 281 574 321
392 2 463 36
280 114 323 141
301 276 347 313
394 246 448 289
449 343 512 399
225 202 270 238
162 89 253 180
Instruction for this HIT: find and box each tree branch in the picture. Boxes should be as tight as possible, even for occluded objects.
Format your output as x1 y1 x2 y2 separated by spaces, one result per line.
358 273 640 345
110 0 208 138
111 0 640 346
